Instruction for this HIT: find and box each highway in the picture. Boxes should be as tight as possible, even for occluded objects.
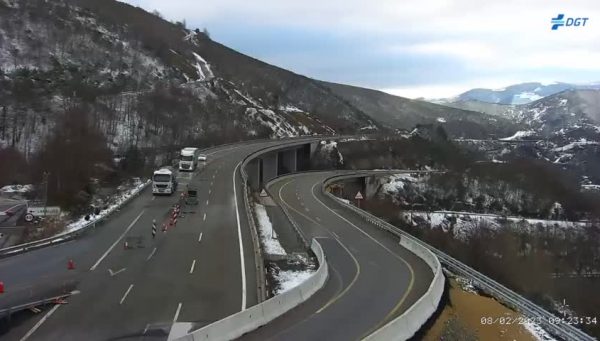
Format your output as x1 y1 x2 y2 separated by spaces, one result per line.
1 138 435 341
240 171 433 340
0 142 275 341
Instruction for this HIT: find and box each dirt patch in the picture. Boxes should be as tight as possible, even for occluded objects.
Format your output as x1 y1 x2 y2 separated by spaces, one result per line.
423 278 537 341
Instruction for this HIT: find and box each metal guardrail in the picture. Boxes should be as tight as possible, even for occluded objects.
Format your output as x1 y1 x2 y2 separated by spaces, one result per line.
0 181 151 258
240 173 268 303
323 173 596 341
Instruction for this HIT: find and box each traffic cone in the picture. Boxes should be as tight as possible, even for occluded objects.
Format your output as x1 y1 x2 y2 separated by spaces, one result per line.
0 281 4 294
67 259 75 270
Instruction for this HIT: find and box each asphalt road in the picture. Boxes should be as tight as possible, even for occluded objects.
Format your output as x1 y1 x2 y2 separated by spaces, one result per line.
240 172 433 341
0 143 268 341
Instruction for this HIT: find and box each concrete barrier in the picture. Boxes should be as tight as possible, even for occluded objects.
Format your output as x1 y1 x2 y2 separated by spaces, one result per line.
171 238 328 341
322 174 445 341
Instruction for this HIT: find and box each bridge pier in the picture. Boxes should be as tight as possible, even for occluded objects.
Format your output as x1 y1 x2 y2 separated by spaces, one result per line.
261 152 278 187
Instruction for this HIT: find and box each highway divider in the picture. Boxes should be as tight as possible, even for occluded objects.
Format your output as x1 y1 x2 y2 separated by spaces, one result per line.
323 173 595 341
172 238 328 341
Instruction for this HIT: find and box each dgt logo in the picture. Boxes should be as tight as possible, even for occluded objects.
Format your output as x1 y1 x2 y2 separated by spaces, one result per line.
551 14 589 30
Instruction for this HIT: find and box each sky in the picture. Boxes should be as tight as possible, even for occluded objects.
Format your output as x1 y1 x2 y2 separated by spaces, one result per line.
121 0 600 99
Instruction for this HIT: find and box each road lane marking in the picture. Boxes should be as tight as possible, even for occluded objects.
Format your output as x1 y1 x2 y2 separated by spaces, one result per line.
108 268 126 277
143 324 150 335
90 210 145 271
233 161 247 310
310 182 416 334
203 213 206 221
206 199 209 205
198 232 203 242
119 284 134 305
173 303 182 322
208 189 212 195
316 239 360 314
146 247 157 261
152 196 156 201
210 181 213 186
189 259 196 274
278 181 320 225
19 304 61 341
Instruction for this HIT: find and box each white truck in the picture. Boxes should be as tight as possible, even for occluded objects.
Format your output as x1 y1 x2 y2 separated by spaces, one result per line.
152 166 177 195
179 147 200 171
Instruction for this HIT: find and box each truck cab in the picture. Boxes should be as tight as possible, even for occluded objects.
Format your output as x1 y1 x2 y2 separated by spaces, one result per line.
179 147 199 171
152 167 177 195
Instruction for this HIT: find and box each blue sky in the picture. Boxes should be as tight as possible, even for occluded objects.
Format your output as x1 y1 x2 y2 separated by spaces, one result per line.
122 0 600 98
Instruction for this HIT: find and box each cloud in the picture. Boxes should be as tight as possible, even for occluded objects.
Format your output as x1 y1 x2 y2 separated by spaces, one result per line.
121 0 600 98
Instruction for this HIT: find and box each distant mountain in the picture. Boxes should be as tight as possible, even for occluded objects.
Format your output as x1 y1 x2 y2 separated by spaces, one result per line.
437 82 600 105
458 90 600 183
320 81 518 139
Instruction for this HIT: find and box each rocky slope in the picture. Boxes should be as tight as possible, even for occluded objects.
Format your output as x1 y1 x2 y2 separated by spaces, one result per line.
0 0 520 162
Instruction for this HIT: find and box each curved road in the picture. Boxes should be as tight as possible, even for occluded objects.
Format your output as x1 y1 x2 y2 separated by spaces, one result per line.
0 140 292 341
240 171 432 340
1 139 434 341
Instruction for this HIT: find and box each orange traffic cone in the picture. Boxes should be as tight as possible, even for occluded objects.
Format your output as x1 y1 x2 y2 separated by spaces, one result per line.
0 281 4 294
67 259 75 270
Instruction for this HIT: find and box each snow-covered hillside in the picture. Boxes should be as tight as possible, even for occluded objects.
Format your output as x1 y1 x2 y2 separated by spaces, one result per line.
441 82 600 105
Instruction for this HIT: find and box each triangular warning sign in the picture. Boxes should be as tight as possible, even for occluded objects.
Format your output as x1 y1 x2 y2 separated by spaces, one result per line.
260 189 268 197
355 191 364 200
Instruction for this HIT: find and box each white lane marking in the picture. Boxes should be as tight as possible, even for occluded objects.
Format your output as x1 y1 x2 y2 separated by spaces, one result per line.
198 232 203 242
108 268 126 277
146 247 157 261
210 181 214 186
189 259 196 274
143 324 150 335
173 303 182 322
151 196 156 201
90 210 145 271
331 231 341 240
206 199 209 205
203 213 206 221
19 304 61 341
233 161 247 310
209 189 212 195
119 284 134 305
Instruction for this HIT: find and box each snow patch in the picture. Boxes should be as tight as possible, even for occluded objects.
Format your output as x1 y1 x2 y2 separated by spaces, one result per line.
254 203 286 256
274 269 315 294
522 321 557 341
552 138 599 152
499 130 536 141
0 184 34 193
65 180 149 233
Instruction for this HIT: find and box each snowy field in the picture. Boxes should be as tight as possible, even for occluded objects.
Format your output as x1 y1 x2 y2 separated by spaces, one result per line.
405 211 587 240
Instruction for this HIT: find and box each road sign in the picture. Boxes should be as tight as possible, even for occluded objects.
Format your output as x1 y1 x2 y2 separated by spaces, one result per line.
24 213 35 222
27 206 61 217
354 191 364 200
